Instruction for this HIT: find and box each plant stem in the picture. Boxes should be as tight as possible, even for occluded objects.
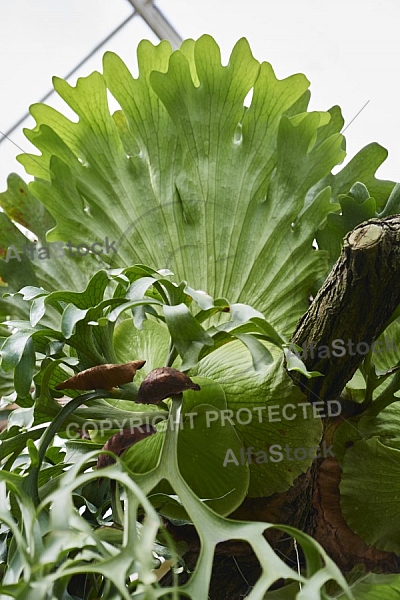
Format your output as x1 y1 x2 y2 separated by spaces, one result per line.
24 389 109 506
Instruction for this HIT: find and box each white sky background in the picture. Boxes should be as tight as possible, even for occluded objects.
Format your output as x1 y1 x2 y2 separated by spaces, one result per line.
1 0 399 192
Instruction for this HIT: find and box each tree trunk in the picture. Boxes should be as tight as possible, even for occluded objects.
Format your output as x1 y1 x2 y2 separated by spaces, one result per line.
161 215 400 598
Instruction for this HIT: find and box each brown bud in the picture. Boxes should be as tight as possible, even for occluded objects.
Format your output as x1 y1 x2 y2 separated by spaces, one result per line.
136 367 201 404
97 424 156 471
55 360 146 391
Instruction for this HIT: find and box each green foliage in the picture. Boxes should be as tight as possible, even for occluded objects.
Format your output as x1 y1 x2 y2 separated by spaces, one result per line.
0 267 318 508
0 396 354 600
4 36 396 334
0 33 400 598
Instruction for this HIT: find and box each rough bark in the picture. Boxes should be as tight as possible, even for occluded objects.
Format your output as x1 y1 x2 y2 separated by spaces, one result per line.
289 215 400 402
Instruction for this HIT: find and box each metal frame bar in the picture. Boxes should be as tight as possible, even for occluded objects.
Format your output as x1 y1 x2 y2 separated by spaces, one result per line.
125 0 182 49
0 0 182 146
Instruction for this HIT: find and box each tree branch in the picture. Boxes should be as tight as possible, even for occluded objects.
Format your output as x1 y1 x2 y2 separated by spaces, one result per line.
288 215 400 402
